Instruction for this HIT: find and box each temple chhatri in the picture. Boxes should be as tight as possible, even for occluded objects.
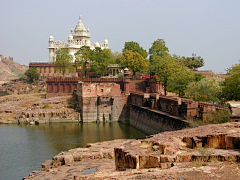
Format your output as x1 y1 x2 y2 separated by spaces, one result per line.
48 15 109 62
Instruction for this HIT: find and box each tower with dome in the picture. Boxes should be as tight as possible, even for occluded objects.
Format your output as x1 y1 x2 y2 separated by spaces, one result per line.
48 15 109 62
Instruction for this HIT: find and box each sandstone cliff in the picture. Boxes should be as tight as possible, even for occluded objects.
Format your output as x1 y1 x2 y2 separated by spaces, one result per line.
0 55 28 81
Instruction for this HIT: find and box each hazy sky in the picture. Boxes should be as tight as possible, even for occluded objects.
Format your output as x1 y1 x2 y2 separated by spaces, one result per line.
1 0 240 73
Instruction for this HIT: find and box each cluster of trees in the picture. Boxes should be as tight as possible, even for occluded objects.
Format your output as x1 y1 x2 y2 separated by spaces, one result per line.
52 39 207 99
221 63 240 101
29 38 238 104
55 46 115 77
147 39 206 97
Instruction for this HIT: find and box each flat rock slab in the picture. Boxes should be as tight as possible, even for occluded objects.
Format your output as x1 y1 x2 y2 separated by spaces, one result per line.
24 122 240 179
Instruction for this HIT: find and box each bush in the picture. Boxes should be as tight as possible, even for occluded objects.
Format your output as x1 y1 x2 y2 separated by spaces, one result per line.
204 109 231 124
25 68 40 83
89 74 100 78
43 104 49 109
72 103 77 109
188 109 231 128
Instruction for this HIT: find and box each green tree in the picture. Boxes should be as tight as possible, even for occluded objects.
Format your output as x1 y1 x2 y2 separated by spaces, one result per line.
24 68 40 83
149 39 169 60
167 68 194 97
55 48 74 76
185 77 222 103
123 41 148 58
112 51 123 64
91 48 115 76
149 54 182 95
222 63 240 100
120 49 148 78
74 46 93 77
193 73 205 82
173 53 204 70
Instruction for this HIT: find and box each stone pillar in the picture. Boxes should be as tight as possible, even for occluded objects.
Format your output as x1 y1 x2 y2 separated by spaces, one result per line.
110 97 114 121
97 96 100 121
156 81 162 93
123 68 130 95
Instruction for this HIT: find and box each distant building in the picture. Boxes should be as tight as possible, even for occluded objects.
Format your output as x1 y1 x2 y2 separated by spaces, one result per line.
48 15 109 62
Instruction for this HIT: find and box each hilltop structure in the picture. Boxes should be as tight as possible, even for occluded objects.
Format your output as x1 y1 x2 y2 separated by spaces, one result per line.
48 15 109 62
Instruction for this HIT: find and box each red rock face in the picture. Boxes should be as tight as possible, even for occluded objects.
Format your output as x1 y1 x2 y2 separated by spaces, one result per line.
115 122 240 170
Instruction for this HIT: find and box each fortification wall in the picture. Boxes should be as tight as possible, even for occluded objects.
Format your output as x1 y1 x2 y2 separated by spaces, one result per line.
77 82 128 122
123 105 188 134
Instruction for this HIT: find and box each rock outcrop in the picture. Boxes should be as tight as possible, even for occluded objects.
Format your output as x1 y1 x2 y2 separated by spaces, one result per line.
0 94 79 124
0 55 28 81
115 122 240 170
24 122 240 179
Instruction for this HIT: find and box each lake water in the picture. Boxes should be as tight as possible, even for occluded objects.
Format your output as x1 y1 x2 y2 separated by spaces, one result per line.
0 123 148 180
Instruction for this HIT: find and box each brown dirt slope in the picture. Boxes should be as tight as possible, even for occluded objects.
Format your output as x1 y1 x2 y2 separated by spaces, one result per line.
0 57 28 80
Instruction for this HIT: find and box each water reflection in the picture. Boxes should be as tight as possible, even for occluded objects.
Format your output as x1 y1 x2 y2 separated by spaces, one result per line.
0 122 147 179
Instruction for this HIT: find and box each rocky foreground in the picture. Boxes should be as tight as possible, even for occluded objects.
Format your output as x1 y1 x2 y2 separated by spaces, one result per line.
24 122 240 179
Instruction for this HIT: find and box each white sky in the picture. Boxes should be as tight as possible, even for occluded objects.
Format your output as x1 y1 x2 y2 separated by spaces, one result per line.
1 0 240 73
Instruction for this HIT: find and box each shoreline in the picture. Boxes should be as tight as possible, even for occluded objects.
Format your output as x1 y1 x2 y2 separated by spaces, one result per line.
24 122 240 179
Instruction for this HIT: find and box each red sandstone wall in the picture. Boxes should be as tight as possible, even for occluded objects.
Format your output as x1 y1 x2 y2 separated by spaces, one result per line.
129 93 229 121
77 82 127 122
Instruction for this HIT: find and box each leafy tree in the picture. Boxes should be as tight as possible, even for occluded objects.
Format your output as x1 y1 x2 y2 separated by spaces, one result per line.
185 77 222 103
193 73 205 82
222 63 240 100
173 53 204 70
120 49 148 79
167 68 195 97
149 54 182 95
112 51 122 64
148 39 182 95
123 41 148 58
74 46 93 77
55 48 74 76
149 39 169 60
24 68 40 83
91 48 115 76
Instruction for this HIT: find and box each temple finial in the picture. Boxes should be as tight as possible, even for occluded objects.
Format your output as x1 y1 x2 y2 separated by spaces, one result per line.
79 15 81 20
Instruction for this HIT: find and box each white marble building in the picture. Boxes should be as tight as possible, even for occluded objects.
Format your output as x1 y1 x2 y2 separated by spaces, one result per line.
48 16 109 62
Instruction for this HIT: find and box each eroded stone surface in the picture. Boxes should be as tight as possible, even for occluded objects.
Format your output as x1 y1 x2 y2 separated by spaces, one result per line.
0 94 79 123
24 122 240 179
115 122 240 170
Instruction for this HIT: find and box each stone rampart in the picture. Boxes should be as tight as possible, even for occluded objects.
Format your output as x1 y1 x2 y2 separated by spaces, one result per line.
127 105 188 134
129 92 229 121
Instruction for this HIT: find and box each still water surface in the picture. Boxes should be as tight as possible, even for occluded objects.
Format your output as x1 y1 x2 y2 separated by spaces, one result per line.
0 122 147 180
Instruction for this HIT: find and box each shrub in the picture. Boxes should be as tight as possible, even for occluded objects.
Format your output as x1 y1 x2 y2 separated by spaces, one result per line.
43 104 49 109
204 109 231 124
72 103 77 109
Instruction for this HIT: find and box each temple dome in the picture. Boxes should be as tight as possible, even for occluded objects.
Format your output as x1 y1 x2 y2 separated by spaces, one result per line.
86 40 91 46
75 15 86 33
49 35 54 41
104 39 109 44
68 34 73 40
94 41 100 47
